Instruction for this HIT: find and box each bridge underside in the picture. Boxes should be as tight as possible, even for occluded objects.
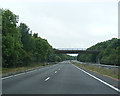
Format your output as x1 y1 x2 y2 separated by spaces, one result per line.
54 50 99 55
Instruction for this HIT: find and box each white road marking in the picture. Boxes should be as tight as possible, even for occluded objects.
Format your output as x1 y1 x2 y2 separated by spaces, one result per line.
2 73 26 80
55 71 57 73
2 75 13 80
2 64 58 80
26 70 36 73
45 77 50 81
26 71 31 73
72 64 120 92
2 64 57 80
14 73 24 76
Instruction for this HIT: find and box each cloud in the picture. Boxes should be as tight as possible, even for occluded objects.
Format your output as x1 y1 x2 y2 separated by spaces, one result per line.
0 0 118 49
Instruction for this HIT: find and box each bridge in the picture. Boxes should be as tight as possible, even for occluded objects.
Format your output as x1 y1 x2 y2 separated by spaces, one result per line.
54 48 100 55
54 48 100 63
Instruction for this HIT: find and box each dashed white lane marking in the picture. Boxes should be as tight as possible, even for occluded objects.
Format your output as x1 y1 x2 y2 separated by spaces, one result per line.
45 77 50 81
55 71 57 73
2 64 57 80
72 64 120 92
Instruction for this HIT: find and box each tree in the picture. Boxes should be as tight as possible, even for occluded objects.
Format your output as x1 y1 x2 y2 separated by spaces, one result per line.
2 9 23 67
55 56 61 62
77 38 119 66
2 9 77 68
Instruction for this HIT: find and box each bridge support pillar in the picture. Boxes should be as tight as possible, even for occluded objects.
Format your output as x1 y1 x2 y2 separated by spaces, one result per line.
96 55 100 64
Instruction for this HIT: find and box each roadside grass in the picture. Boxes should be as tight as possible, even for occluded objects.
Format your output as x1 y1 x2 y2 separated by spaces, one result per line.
71 62 120 81
2 62 55 76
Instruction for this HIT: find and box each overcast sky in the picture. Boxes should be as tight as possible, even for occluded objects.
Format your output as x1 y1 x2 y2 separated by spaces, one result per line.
0 0 119 49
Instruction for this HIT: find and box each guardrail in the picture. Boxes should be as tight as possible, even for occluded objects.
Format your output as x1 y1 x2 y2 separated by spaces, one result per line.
72 60 119 69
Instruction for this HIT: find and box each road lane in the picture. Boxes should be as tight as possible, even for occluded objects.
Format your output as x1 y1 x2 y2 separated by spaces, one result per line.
2 61 119 94
3 63 64 94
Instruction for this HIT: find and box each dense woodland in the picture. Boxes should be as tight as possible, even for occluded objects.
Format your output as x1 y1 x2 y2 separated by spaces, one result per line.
77 38 120 66
1 9 76 68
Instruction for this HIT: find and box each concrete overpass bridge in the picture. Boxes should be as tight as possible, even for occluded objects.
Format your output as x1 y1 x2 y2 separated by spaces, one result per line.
54 48 100 63
54 48 100 55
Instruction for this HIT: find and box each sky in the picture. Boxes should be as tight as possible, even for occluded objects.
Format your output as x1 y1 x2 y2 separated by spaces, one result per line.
0 0 119 50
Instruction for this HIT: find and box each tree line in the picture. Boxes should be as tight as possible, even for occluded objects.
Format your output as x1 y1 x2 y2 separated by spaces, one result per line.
77 38 120 66
1 9 76 68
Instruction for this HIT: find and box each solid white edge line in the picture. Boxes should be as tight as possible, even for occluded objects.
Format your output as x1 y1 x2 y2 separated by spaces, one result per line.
2 72 25 80
14 73 25 76
2 75 13 80
72 64 120 93
45 77 50 81
2 64 57 80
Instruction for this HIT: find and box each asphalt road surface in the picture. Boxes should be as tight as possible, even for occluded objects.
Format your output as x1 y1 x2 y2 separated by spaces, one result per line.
2 61 120 94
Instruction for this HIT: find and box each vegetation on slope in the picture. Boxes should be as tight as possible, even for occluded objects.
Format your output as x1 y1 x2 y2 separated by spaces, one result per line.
77 38 119 66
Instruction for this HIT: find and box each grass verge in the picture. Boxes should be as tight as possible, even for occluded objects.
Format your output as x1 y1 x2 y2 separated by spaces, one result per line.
71 61 120 81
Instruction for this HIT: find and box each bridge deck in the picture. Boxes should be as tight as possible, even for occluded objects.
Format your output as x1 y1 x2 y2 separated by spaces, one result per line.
54 49 100 54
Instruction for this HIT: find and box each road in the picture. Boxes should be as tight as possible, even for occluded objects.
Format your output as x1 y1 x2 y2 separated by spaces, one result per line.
2 61 119 94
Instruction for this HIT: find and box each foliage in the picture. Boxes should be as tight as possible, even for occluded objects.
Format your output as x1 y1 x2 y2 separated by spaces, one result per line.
2 9 23 67
77 38 119 66
2 9 76 68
